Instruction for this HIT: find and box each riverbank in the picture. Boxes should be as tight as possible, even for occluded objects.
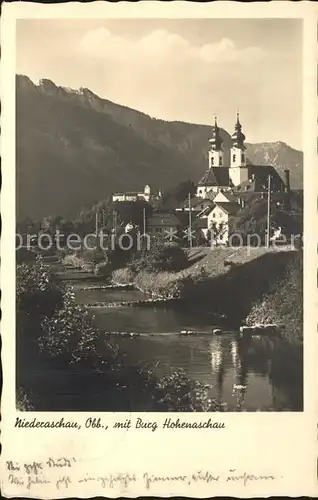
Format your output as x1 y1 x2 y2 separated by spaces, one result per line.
112 246 302 333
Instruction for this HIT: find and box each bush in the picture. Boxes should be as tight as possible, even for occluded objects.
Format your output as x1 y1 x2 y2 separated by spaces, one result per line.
246 252 303 344
152 371 227 411
62 253 92 271
16 388 34 411
94 261 112 278
39 289 119 367
82 248 105 265
17 258 64 317
16 247 37 264
112 267 136 284
130 239 188 273
135 270 184 299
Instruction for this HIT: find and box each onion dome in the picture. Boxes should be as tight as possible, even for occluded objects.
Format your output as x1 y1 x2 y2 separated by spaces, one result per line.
231 112 246 150
209 116 223 151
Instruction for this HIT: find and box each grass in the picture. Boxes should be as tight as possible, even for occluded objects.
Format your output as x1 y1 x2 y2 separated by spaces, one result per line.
113 245 297 297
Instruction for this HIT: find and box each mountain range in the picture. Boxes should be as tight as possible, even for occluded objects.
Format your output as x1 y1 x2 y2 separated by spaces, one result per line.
16 74 303 220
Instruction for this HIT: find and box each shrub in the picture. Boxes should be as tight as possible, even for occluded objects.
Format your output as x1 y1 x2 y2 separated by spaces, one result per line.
94 261 112 278
82 248 105 265
16 247 37 264
112 267 136 284
152 370 227 411
17 258 64 317
246 252 303 344
134 270 184 299
130 239 188 273
39 289 119 367
62 253 92 271
16 388 34 411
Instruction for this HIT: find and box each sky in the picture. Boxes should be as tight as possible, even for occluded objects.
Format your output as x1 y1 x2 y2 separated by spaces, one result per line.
16 19 303 149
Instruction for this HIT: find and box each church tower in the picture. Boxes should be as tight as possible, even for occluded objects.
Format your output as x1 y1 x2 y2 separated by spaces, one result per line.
208 117 224 168
229 113 249 186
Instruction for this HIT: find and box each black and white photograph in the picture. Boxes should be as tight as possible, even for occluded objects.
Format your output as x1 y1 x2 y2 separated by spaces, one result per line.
16 17 304 413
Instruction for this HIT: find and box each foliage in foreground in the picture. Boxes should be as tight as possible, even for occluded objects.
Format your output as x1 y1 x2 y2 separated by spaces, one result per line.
17 257 64 318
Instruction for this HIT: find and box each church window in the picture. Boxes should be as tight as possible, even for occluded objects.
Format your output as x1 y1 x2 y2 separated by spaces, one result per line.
211 157 214 166
232 154 236 163
241 153 245 162
220 156 222 165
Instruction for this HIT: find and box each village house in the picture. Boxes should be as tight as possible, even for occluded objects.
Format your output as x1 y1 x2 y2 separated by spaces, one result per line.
207 201 241 244
147 212 182 236
175 196 214 216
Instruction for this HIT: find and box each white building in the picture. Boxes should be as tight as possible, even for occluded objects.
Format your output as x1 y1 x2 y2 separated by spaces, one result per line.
207 201 241 244
196 113 285 200
112 184 159 203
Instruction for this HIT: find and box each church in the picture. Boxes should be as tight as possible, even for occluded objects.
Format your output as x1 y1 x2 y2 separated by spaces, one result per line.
196 113 286 199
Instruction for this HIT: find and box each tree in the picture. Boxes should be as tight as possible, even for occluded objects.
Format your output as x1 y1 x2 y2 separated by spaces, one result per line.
233 196 302 244
207 222 226 246
159 180 196 210
129 238 188 273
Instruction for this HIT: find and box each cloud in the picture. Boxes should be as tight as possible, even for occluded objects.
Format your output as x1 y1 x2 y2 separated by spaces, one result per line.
16 20 301 147
80 28 266 66
199 38 266 64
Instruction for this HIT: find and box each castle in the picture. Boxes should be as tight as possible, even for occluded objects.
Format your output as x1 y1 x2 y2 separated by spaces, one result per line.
112 184 161 203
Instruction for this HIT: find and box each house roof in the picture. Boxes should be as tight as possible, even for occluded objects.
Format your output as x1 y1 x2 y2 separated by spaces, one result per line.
198 167 231 187
177 196 206 210
213 201 241 215
113 191 141 196
148 212 181 227
214 190 239 203
193 217 209 229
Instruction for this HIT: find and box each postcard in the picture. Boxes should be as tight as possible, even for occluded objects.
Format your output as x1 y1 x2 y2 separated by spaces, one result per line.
1 1 317 497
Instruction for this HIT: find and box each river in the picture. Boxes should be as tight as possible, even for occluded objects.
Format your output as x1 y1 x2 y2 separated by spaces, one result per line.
72 283 302 411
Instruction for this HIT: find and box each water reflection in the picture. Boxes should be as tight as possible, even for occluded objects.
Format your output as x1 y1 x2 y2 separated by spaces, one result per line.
80 288 302 411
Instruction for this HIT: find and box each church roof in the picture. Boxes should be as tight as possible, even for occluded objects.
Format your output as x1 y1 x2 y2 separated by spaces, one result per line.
197 164 285 192
198 167 231 187
231 113 246 150
235 165 285 194
209 117 223 151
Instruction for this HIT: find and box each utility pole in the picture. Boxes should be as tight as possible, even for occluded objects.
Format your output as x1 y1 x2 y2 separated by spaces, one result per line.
143 207 146 235
266 174 271 248
188 192 193 249
95 208 99 237
113 210 117 235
